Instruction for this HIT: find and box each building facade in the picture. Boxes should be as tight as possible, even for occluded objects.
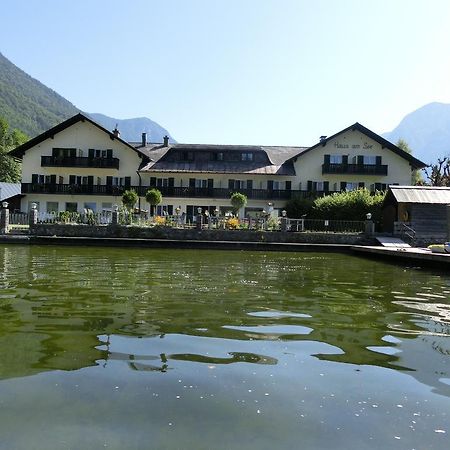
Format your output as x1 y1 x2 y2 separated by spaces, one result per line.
11 113 426 219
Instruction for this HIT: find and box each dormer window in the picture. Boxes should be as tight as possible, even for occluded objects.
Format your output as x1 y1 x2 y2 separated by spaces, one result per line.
181 151 194 161
241 152 253 161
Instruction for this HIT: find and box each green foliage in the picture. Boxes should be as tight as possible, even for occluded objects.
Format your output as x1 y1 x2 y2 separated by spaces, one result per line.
396 139 412 154
284 195 314 218
145 188 162 216
396 138 423 185
230 192 248 214
122 189 138 211
0 116 27 182
311 189 385 222
0 52 79 138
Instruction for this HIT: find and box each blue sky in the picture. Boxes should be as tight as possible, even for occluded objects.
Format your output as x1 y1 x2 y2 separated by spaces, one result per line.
2 0 450 145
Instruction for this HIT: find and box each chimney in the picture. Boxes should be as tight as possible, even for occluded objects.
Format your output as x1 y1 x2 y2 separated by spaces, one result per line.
163 135 169 147
320 135 327 142
142 132 147 147
112 124 120 138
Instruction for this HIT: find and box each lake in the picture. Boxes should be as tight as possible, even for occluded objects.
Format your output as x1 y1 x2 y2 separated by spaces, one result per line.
0 245 449 449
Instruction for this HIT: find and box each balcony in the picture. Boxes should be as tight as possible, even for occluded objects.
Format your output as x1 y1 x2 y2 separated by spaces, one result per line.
322 163 388 175
21 183 322 200
41 156 120 169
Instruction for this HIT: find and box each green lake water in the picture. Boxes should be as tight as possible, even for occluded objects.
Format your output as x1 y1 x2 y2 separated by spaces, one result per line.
0 245 449 450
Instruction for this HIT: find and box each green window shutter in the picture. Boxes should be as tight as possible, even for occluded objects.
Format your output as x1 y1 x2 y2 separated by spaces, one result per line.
307 180 313 191
70 148 76 158
150 177 156 187
324 154 330 164
107 149 113 159
124 177 131 188
285 180 291 190
340 182 347 191
342 155 348 165
169 177 175 187
228 179 234 189
88 149 95 159
357 155 364 165
88 176 94 186
267 180 274 190
323 181 329 192
106 176 113 186
32 174 39 183
376 156 382 165
50 175 56 184
247 180 253 190
69 175 76 184
189 178 196 188
358 182 365 188
207 179 214 189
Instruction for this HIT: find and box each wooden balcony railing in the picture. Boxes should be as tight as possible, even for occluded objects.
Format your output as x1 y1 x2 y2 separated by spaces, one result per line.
322 163 388 175
41 156 120 169
21 183 334 200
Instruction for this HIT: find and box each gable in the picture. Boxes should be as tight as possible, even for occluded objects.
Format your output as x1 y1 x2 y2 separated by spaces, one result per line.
290 123 426 169
9 113 142 159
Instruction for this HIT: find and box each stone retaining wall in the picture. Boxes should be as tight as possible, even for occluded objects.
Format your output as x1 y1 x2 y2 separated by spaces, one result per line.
30 223 373 245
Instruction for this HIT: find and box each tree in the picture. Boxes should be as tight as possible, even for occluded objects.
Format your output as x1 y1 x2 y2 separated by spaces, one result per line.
423 157 450 186
122 189 138 211
396 139 423 185
145 188 162 216
0 117 28 183
230 192 247 216
284 195 314 218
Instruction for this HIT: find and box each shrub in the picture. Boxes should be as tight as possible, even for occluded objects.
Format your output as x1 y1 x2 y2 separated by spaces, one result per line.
230 192 248 215
284 196 314 218
122 189 138 211
311 189 385 222
145 188 163 216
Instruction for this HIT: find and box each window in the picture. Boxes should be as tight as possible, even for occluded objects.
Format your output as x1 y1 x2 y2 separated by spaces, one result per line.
157 178 169 188
112 177 124 186
195 179 208 188
272 181 280 190
180 151 194 161
241 152 254 161
84 202 97 213
156 205 174 216
228 179 248 190
345 182 359 191
363 155 377 165
330 155 343 164
212 152 224 161
102 202 113 211
65 202 78 213
46 202 59 213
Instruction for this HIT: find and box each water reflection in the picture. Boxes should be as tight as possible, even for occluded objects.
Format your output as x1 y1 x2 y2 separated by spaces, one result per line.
0 245 449 399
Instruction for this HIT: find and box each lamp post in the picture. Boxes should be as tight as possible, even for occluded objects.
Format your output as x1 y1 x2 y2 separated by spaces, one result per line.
365 212 374 236
112 204 119 225
196 207 203 230
281 209 288 232
0 202 9 234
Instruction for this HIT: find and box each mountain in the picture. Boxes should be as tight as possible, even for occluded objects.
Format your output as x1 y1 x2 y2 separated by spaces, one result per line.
0 52 79 137
383 102 450 164
88 113 176 143
0 51 175 143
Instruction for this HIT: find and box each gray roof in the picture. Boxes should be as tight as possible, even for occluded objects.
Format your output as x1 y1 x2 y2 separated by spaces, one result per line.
138 143 301 176
0 183 21 201
388 186 450 204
